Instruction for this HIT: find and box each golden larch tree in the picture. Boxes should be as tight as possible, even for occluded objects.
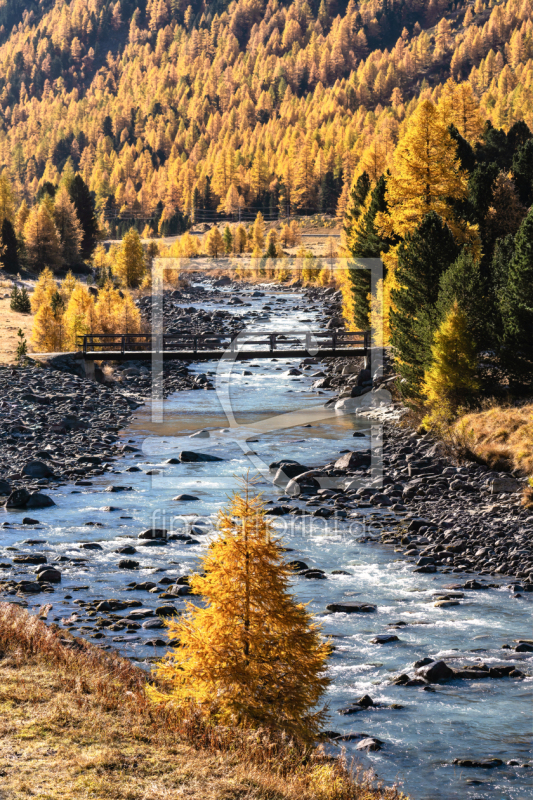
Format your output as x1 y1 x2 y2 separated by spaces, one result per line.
30 266 58 314
422 300 479 422
149 486 330 742
379 99 469 241
53 185 84 268
114 228 146 287
24 202 63 273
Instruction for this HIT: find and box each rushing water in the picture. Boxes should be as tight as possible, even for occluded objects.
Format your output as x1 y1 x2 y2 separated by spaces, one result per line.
1 287 531 800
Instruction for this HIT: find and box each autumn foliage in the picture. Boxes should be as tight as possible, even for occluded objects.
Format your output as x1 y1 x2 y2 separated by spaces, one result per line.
149 485 330 742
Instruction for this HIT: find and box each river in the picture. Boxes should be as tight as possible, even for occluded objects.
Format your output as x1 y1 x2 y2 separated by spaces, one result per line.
1 285 531 800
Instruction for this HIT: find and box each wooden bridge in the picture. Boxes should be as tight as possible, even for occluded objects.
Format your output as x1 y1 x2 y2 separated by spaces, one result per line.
78 330 370 362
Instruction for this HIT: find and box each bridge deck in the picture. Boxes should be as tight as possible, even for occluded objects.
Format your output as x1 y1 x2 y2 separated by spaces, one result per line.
78 331 370 362
81 347 368 361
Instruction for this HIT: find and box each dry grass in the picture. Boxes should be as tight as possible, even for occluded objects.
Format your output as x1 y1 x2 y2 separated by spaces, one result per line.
457 403 533 475
0 603 403 800
0 295 34 364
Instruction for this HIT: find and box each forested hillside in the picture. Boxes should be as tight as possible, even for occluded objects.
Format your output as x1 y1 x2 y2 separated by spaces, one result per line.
0 0 531 234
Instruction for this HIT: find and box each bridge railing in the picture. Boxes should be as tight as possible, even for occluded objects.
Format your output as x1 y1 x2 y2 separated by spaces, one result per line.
77 330 370 355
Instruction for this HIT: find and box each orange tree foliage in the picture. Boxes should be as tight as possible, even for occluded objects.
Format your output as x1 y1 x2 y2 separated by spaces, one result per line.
0 0 531 231
149 484 330 742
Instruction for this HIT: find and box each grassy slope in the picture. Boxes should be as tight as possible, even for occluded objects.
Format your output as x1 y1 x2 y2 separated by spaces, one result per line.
0 603 402 800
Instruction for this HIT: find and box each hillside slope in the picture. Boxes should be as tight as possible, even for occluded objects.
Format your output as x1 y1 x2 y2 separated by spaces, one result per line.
0 0 531 233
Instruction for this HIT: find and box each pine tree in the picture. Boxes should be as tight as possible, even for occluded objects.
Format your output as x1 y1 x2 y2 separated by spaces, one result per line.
31 301 64 353
10 285 31 313
390 212 461 399
500 208 533 385
343 176 393 331
114 228 146 287
437 250 492 355
265 229 278 258
24 202 63 273
223 225 233 255
53 185 84 268
0 218 19 273
511 139 533 207
69 174 98 260
149 486 330 741
422 301 479 422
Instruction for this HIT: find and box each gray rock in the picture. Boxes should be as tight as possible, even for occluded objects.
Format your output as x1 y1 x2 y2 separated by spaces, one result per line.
0 479 12 495
172 494 200 501
356 738 383 751
118 559 139 569
488 476 520 494
417 660 454 683
326 603 376 613
334 451 371 471
178 451 224 462
26 492 56 509
21 460 54 478
37 568 61 583
5 488 30 508
371 634 399 644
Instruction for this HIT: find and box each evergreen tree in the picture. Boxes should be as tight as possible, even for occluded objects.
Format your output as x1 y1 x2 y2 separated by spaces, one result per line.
24 202 63 273
390 212 461 399
343 176 394 331
69 174 98 260
223 224 233 255
511 139 533 207
437 250 492 357
10 285 31 313
149 486 330 741
422 301 479 422
500 208 533 386
0 218 19 273
114 228 146 287
53 185 84 268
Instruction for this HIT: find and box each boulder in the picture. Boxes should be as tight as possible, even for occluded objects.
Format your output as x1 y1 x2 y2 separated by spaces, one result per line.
371 634 399 644
326 603 376 613
13 554 47 565
26 492 56 509
488 476 520 494
452 758 503 769
273 464 309 485
172 494 200 501
37 568 61 583
21 460 54 478
179 451 224 462
356 738 383 751
79 542 103 550
5 488 31 508
139 528 168 539
417 660 454 683
118 559 139 569
0 479 11 495
334 451 371 471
